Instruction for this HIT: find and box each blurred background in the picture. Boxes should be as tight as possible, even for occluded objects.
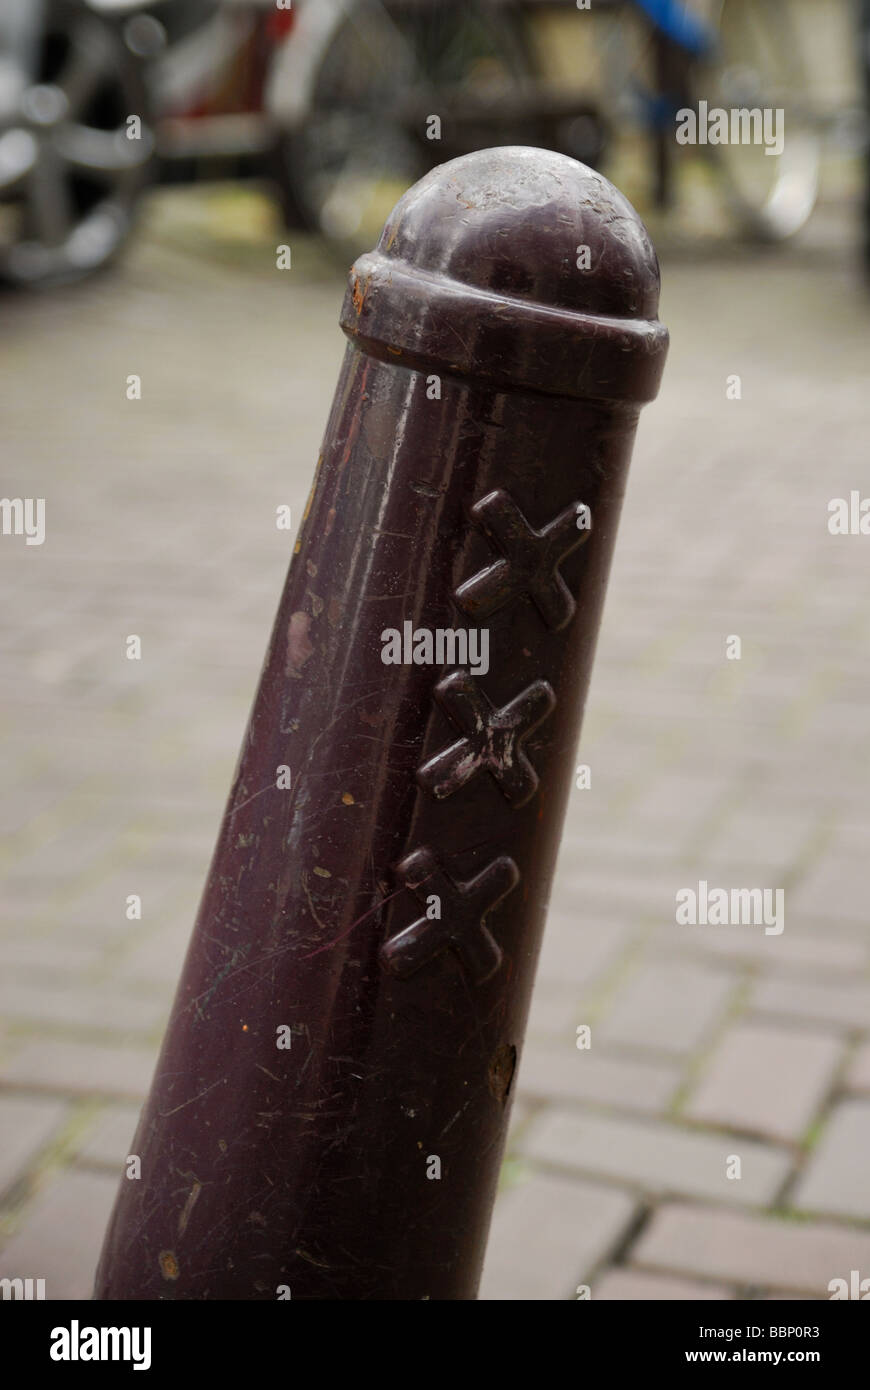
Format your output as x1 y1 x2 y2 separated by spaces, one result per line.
1 0 870 1301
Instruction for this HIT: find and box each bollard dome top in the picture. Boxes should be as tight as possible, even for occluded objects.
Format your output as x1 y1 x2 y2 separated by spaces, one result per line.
378 146 660 322
342 147 669 405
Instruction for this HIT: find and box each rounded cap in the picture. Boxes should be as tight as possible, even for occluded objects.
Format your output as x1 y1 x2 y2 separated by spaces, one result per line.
378 145 661 322
341 147 668 404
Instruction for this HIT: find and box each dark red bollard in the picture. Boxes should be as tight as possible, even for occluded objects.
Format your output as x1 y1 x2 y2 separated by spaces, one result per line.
95 147 668 1301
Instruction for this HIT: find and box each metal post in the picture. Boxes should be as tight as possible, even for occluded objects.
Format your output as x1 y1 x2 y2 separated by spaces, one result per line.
95 145 668 1301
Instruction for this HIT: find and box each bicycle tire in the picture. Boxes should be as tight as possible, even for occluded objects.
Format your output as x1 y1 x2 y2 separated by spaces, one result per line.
270 0 535 265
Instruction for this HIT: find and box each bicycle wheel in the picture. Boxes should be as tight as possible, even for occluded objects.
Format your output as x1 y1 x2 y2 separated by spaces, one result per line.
697 0 822 240
272 0 532 266
0 0 154 288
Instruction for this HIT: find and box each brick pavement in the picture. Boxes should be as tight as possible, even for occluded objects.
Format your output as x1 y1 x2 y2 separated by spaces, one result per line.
1 185 869 1301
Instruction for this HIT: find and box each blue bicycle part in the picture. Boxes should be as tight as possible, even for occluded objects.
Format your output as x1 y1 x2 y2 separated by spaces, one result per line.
634 0 717 56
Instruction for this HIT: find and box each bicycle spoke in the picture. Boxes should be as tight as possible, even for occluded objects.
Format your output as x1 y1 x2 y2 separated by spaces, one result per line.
56 123 149 176
350 0 422 85
0 127 38 192
57 22 112 119
734 1 807 97
28 148 72 246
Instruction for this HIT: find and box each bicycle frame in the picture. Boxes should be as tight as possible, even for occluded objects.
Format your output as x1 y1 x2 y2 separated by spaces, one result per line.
634 0 716 56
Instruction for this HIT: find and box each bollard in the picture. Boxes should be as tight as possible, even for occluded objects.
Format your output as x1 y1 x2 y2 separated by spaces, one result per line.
95 147 668 1301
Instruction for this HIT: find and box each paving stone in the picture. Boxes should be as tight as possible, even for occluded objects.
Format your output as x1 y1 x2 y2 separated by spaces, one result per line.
521 1108 790 1206
525 985 584 1040
593 1268 731 1300
846 1042 870 1095
535 913 634 995
661 921 867 976
597 960 737 1055
633 1203 870 1297
0 1096 69 1196
793 1100 870 1220
0 979 168 1035
0 1170 118 1300
0 936 108 974
704 812 816 875
790 856 866 926
0 1040 156 1099
479 1171 638 1301
624 774 731 831
685 1024 842 1143
750 977 870 1032
517 1038 678 1114
548 864 678 920
115 921 200 990
74 1105 142 1171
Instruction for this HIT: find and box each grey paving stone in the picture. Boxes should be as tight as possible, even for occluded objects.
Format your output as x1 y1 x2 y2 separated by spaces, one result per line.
521 1108 790 1206
597 960 738 1055
790 856 866 926
625 774 731 831
0 1170 118 1300
0 936 108 974
685 1024 842 1143
114 921 191 989
593 1268 731 1300
793 1100 870 1220
846 1042 870 1095
704 811 816 876
749 977 870 1032
525 985 584 1040
74 1105 142 1171
0 979 167 1035
535 913 634 995
480 1171 638 1301
661 921 867 976
517 1038 679 1114
0 1040 156 1099
0 1095 69 1196
633 1202 870 1296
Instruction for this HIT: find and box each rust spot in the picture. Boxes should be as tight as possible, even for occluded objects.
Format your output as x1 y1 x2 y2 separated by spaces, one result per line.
341 792 354 806
325 506 336 537
159 1250 180 1281
488 1043 516 1106
286 611 314 678
351 272 369 316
